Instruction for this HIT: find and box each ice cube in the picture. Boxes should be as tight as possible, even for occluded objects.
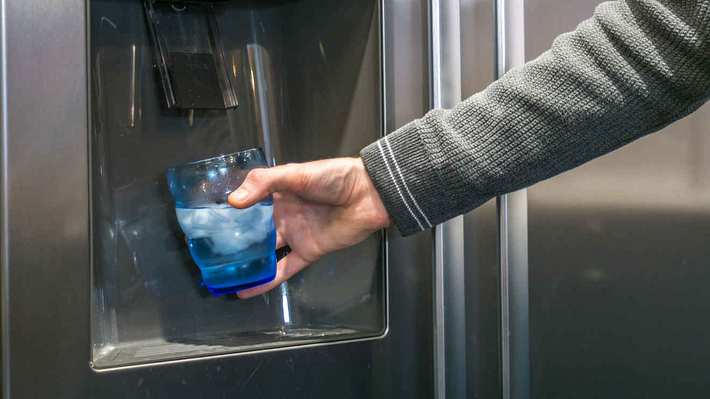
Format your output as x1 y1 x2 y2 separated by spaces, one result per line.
176 205 273 254
209 207 273 255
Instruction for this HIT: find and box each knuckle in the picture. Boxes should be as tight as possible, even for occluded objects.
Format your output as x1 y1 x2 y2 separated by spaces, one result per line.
246 168 266 185
273 163 307 191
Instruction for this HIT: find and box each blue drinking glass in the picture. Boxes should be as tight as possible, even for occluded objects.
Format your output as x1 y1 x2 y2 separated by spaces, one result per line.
166 148 276 296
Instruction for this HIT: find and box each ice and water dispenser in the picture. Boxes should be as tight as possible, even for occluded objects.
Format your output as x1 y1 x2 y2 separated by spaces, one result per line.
91 0 385 368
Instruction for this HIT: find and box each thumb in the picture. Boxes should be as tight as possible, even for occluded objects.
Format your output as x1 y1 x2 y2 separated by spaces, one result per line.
228 164 303 208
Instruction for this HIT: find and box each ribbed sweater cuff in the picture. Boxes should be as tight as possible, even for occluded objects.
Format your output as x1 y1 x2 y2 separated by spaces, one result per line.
360 119 449 236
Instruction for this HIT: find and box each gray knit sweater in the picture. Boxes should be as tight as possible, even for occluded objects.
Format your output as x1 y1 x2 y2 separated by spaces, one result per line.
360 0 710 236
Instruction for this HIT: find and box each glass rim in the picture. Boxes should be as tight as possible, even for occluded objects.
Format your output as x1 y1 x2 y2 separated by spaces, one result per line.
165 147 265 173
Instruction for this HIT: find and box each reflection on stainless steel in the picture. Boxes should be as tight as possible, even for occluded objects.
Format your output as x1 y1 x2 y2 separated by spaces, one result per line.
247 25 287 322
279 284 291 326
495 1 530 399
208 5 238 109
246 44 280 165
526 1 710 398
497 190 529 399
430 0 466 398
128 44 137 128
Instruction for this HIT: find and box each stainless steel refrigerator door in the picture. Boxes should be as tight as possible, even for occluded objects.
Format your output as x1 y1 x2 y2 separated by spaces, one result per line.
0 0 436 397
525 1 710 398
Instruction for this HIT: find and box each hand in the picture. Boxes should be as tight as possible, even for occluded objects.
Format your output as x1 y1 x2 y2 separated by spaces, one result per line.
228 157 391 299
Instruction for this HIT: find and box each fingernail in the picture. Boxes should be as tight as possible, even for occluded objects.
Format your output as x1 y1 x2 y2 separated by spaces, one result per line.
231 188 248 202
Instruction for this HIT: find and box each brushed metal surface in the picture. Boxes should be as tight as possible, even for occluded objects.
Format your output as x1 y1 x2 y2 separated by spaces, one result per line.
495 1 530 399
2 0 436 397
1 1 8 396
430 0 466 398
526 0 710 398
377 0 435 396
460 1 502 398
2 0 90 397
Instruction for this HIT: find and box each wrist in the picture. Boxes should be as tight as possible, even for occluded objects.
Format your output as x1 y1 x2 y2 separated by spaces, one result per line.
355 158 392 230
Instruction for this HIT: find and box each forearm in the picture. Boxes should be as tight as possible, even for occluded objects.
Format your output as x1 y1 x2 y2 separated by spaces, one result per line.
362 0 710 236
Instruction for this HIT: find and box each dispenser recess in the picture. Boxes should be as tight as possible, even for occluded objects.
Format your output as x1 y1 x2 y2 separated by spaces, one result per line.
90 0 385 369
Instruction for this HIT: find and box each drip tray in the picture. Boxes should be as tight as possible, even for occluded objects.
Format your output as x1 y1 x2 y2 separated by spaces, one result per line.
91 326 376 369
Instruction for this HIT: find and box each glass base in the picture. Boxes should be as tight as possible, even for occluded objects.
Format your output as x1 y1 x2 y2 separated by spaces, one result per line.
200 253 277 296
204 275 276 296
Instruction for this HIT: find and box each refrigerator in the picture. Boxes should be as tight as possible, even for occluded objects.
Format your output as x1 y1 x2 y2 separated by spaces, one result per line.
4 0 708 398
